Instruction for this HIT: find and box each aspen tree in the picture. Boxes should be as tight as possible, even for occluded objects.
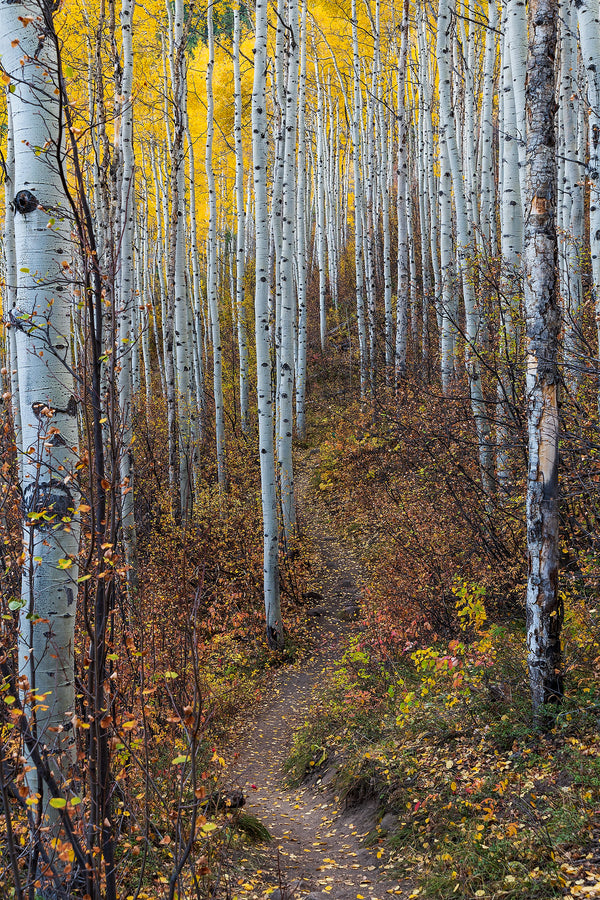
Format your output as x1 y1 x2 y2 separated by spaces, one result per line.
117 0 139 581
497 19 523 487
479 0 498 255
295 0 308 438
506 0 527 199
253 0 284 647
233 2 250 434
573 0 600 405
325 86 339 311
439 131 457 392
351 0 368 398
524 0 562 717
0 0 82 878
139 216 153 413
185 120 206 435
315 62 328 352
206 0 227 489
558 5 583 392
3 93 21 475
415 113 431 358
374 0 393 379
271 0 286 395
363 66 377 397
437 0 495 495
417 11 441 338
395 0 410 384
278 0 299 545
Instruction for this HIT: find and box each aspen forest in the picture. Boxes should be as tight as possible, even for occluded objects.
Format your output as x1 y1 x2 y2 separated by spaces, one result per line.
2 0 600 896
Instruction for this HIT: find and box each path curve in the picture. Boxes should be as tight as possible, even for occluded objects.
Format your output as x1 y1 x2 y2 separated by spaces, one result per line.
221 457 403 899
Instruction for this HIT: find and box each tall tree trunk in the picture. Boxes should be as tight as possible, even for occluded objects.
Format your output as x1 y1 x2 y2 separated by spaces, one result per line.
233 3 250 435
437 0 495 496
253 0 283 648
395 0 409 384
0 0 82 888
574 0 600 410
277 0 299 546
351 0 368 397
206 2 227 489
524 0 562 719
117 0 139 585
295 0 308 438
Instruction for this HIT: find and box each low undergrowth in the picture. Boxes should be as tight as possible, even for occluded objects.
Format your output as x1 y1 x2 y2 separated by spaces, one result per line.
289 375 600 900
287 606 600 899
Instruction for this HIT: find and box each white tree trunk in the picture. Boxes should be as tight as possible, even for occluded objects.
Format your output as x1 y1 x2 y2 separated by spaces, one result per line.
278 0 299 545
524 0 562 718
395 0 410 384
233 4 250 435
437 0 495 495
295 0 308 438
206 2 227 489
351 0 368 398
117 0 138 584
574 0 600 407
315 65 328 353
253 0 283 648
0 0 82 857
3 93 22 475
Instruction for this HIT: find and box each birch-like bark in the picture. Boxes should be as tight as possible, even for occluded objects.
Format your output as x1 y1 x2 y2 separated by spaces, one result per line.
3 93 22 475
0 0 82 863
295 0 308 438
315 64 328 352
184 122 205 434
524 0 562 718
253 0 283 648
395 0 409 384
416 6 441 336
497 20 523 487
574 0 600 407
439 132 456 392
117 0 138 585
351 0 368 397
206 2 227 489
233 3 249 434
479 0 498 253
374 1 393 379
278 0 299 545
507 0 527 199
556 14 584 391
437 0 495 495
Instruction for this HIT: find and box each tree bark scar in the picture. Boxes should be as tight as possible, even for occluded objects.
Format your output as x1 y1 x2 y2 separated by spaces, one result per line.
22 480 75 524
12 188 38 214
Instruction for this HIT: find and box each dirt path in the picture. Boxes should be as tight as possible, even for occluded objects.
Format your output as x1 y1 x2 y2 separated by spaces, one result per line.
221 457 404 900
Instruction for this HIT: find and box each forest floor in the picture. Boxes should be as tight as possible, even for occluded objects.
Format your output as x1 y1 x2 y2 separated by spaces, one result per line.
219 450 407 899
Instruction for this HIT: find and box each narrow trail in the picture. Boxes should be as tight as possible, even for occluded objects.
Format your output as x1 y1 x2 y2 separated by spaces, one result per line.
221 453 404 899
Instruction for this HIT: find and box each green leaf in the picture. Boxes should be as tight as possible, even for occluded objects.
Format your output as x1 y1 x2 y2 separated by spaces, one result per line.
171 755 189 766
49 797 66 809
